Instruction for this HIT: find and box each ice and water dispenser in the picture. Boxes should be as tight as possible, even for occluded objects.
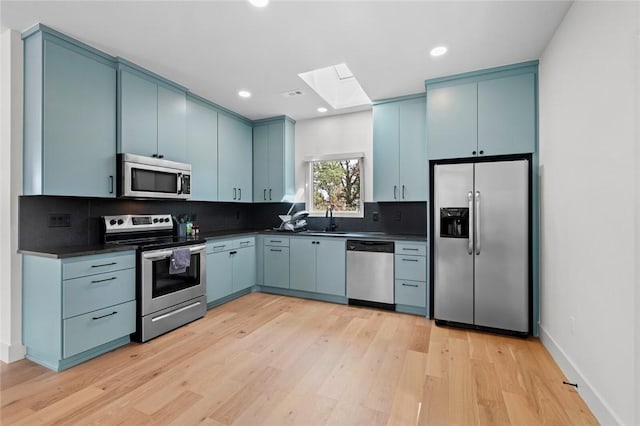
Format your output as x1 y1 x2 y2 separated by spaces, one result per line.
440 208 469 238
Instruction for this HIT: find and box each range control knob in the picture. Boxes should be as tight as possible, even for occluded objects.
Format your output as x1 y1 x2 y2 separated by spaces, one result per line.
164 218 170 223
117 219 124 225
109 219 116 226
153 218 158 223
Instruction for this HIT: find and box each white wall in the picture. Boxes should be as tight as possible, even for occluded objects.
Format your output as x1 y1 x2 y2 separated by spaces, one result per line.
538 2 639 425
294 110 373 204
0 29 25 363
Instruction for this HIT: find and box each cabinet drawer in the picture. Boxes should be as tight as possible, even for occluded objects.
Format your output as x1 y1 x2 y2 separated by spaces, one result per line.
264 237 289 247
207 240 233 254
63 268 135 319
63 252 135 280
395 254 426 281
395 279 426 308
395 242 427 257
63 300 135 358
234 237 255 249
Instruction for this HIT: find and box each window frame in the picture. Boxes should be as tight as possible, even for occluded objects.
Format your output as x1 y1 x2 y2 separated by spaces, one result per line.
305 152 365 218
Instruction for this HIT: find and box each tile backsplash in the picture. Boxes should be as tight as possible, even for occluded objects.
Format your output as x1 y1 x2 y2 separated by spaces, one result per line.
19 196 426 249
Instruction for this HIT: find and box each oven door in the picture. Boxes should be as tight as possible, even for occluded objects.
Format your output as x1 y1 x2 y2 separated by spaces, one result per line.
140 244 206 316
123 161 189 200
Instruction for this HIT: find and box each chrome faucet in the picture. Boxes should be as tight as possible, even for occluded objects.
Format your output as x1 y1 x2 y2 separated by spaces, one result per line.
325 206 337 232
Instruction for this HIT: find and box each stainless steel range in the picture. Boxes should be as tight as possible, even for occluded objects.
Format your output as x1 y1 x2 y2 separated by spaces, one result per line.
102 214 207 342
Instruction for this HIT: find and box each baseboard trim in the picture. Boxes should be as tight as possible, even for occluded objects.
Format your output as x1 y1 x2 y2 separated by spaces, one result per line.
0 341 26 363
539 325 621 425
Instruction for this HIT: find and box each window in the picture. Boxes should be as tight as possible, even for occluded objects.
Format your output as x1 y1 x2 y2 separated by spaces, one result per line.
306 153 363 216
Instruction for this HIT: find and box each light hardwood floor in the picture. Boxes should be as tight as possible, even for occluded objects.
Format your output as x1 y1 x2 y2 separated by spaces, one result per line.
1 293 597 425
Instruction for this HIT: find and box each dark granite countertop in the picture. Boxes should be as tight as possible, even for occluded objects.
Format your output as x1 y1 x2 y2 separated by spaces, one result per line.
20 229 426 258
19 243 138 259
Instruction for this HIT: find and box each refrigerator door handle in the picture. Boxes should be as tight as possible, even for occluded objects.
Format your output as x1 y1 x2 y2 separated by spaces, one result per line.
467 191 474 255
475 191 481 255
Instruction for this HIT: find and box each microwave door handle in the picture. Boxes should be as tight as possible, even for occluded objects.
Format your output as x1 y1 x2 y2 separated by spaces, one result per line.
177 173 183 194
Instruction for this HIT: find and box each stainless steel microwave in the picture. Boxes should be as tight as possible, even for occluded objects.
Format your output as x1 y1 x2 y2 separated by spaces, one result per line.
117 153 191 199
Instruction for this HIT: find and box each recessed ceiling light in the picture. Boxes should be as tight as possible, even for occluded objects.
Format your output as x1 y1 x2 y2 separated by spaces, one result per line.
317 107 328 113
238 90 251 98
249 0 269 7
430 46 448 57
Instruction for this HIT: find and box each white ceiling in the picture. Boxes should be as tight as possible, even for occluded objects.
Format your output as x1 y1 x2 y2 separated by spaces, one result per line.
1 0 572 121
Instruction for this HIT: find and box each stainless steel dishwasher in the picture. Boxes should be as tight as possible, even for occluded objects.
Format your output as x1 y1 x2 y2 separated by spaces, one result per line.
346 240 395 310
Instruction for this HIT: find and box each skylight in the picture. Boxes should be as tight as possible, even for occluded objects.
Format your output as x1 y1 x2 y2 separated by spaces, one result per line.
298 63 371 110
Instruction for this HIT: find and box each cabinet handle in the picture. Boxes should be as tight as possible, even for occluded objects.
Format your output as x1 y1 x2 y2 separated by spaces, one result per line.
240 241 250 246
401 258 419 262
233 188 237 200
264 189 267 201
92 311 117 320
270 248 282 252
479 150 484 155
230 251 237 255
152 154 158 158
393 185 397 200
109 175 114 194
401 283 419 288
213 245 227 249
269 188 272 200
402 248 419 251
238 188 242 200
472 151 477 155
402 185 406 199
91 262 117 268
91 276 117 284
158 154 164 159
270 240 282 243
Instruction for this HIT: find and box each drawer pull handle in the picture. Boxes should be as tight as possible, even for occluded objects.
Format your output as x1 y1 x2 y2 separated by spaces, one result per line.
230 251 238 255
270 249 282 252
240 241 250 245
401 283 419 288
91 277 117 284
91 262 117 268
213 245 226 249
402 248 419 251
401 258 419 262
270 240 282 243
92 311 117 320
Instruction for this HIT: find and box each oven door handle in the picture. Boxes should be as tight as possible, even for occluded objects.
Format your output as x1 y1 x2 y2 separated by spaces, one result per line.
142 244 206 260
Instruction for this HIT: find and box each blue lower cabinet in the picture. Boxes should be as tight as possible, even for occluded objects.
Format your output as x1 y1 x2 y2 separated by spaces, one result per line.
395 280 426 308
263 242 290 288
315 239 346 296
394 241 428 315
23 251 136 371
206 238 256 304
289 238 317 292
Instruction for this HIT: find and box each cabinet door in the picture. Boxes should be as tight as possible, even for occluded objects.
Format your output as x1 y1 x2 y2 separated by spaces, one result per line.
315 238 346 296
398 97 427 201
187 98 218 201
252 125 269 202
267 122 285 202
219 114 253 202
263 246 289 288
233 246 256 292
43 40 116 197
157 85 187 162
373 102 400 201
427 83 477 159
478 73 535 156
119 69 158 157
206 251 233 302
289 238 316 292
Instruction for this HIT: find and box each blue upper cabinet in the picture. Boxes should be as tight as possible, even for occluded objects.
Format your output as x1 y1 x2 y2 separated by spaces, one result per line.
186 96 218 201
218 113 253 202
117 61 187 163
23 28 117 197
426 62 537 160
477 73 535 156
373 95 427 202
426 83 477 160
252 117 295 203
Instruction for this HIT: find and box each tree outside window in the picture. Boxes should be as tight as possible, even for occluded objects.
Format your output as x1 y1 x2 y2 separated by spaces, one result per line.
310 158 362 215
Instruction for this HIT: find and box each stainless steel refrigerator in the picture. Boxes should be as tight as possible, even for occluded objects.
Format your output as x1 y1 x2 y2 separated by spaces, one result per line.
433 159 529 334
